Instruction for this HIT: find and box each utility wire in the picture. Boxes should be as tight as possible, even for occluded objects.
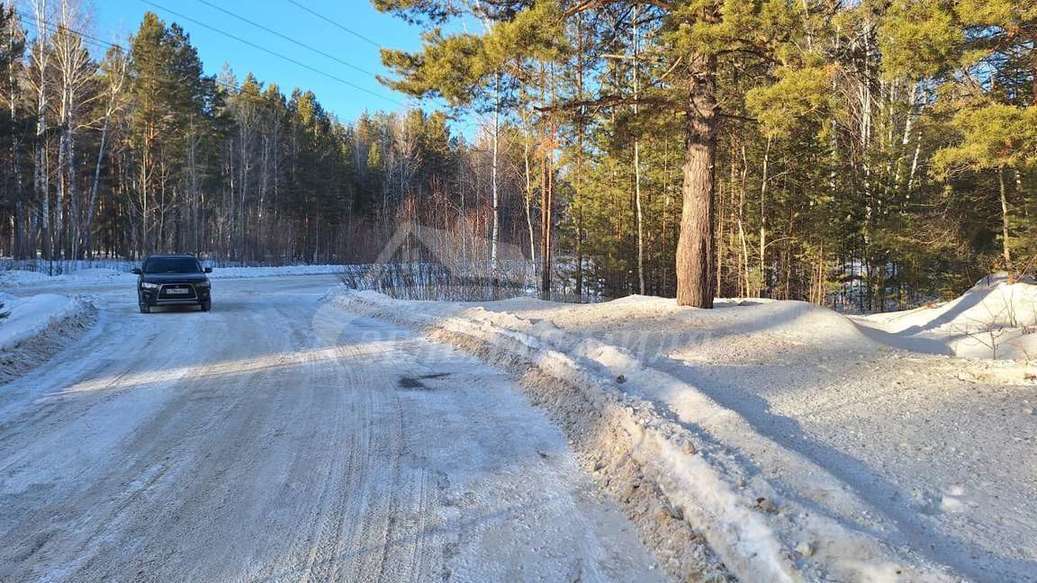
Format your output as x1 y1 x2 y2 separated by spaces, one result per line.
19 12 464 143
193 0 379 78
16 10 118 50
137 0 405 106
22 13 481 148
16 11 245 95
282 0 382 49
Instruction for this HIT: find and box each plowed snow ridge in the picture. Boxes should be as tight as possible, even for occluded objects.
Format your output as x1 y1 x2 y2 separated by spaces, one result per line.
331 290 999 582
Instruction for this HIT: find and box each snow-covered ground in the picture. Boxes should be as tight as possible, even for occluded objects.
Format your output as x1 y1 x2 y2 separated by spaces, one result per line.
1 293 80 351
0 275 661 581
329 286 1037 582
1 265 350 383
0 292 96 384
854 273 1037 361
0 263 349 288
6 267 1034 581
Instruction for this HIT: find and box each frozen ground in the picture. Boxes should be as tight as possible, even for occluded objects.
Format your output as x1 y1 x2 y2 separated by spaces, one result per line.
331 287 1037 582
0 275 661 582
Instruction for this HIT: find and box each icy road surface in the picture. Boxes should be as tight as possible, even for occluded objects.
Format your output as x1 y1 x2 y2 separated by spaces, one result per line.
0 275 661 582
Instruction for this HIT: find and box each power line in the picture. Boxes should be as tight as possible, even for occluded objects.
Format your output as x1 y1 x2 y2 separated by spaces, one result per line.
17 14 436 129
15 10 119 51
22 13 476 144
16 8 437 129
192 0 379 79
15 11 245 95
17 13 111 52
137 0 406 107
283 0 382 49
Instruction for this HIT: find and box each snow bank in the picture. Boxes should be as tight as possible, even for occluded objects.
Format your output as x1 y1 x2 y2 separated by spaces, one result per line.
207 264 347 279
856 274 1037 360
0 270 53 286
325 290 957 583
507 294 884 366
0 293 96 384
0 264 348 288
1 294 79 351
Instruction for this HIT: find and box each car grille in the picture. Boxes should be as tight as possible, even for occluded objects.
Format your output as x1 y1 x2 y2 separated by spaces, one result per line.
159 284 197 299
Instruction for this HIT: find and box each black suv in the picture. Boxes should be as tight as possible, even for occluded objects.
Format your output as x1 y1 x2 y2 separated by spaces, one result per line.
133 255 212 313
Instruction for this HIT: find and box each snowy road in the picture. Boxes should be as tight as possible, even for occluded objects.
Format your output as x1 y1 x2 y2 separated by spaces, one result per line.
0 275 661 582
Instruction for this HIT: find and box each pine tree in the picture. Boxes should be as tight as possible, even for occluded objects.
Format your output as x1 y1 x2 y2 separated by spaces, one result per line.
0 2 1033 306
376 0 826 307
0 3 27 258
883 0 1037 270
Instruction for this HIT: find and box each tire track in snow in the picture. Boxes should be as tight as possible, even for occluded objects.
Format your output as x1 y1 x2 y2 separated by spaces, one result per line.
0 277 660 582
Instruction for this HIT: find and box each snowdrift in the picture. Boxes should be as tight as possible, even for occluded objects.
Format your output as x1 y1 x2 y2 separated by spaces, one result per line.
1 293 81 351
324 290 960 583
495 294 886 366
0 293 96 384
856 274 1037 360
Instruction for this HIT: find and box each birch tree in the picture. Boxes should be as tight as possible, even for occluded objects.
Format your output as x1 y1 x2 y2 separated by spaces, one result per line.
52 0 96 258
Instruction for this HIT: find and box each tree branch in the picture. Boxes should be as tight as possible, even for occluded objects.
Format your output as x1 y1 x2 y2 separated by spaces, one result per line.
535 93 679 113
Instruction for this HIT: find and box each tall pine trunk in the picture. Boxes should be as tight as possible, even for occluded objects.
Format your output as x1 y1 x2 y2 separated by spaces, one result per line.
998 168 1011 267
539 149 553 299
758 137 770 297
675 53 717 308
1032 35 1037 106
632 6 645 295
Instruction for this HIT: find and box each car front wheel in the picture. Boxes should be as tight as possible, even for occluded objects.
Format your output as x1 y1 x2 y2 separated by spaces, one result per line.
200 300 211 312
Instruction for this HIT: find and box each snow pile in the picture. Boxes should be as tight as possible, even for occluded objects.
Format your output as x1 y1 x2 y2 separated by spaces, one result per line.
856 274 1037 360
325 290 959 583
0 293 96 384
500 294 884 366
0 293 79 351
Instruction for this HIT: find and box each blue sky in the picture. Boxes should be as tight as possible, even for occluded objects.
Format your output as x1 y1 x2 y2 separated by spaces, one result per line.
89 0 436 123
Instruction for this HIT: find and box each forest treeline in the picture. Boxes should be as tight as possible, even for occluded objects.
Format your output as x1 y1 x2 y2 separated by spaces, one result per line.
0 3 515 268
1 1 1035 310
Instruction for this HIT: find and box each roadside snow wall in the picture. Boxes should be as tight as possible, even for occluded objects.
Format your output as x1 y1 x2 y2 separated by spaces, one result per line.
0 294 96 384
328 291 958 583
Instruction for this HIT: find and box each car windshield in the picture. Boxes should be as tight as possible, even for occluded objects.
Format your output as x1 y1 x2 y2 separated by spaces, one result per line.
143 257 202 274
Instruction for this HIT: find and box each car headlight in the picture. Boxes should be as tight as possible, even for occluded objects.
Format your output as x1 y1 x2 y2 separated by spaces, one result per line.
195 280 210 288
141 282 160 290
